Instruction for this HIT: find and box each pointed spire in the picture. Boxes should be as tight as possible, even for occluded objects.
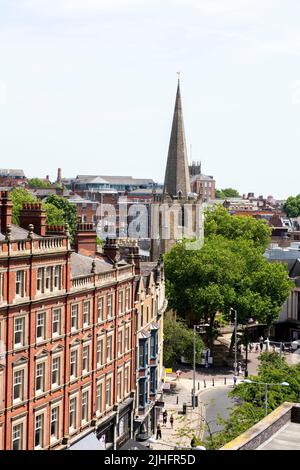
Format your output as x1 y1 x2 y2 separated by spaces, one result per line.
163 77 191 199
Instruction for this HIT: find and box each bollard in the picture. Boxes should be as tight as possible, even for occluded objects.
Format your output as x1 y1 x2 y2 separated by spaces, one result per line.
198 382 200 390
212 378 215 386
204 379 206 388
176 396 179 405
224 377 227 385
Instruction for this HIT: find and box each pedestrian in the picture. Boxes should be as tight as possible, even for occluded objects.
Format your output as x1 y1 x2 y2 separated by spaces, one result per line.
255 343 259 353
156 423 162 440
237 363 241 376
233 375 237 386
170 414 174 429
249 342 254 352
259 336 264 352
272 344 276 352
163 410 168 426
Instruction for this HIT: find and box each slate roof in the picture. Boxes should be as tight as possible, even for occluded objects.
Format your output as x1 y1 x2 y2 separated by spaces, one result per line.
0 224 41 241
70 252 114 278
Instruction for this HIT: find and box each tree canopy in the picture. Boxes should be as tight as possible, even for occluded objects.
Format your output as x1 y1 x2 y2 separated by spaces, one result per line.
10 189 69 231
163 317 204 367
45 194 77 240
215 188 240 199
205 205 271 251
27 178 52 189
164 207 292 348
201 353 300 449
283 194 300 218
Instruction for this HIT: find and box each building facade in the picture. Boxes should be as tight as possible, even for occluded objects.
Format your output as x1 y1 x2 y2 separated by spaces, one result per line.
0 193 166 450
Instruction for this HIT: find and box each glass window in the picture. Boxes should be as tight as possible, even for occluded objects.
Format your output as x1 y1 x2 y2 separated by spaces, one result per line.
96 382 103 414
45 267 52 291
35 362 45 393
83 301 90 326
82 345 89 373
97 297 104 322
97 337 103 366
125 326 130 352
54 266 61 289
16 270 26 297
70 350 78 378
37 268 43 293
117 371 122 400
36 312 46 341
13 369 24 402
124 367 130 395
81 390 89 423
52 308 61 336
12 423 23 450
34 414 44 448
51 357 60 387
105 378 112 407
107 294 113 318
106 335 113 363
71 304 79 331
69 397 77 430
125 287 130 311
50 407 59 441
117 330 123 356
14 317 25 347
118 290 123 314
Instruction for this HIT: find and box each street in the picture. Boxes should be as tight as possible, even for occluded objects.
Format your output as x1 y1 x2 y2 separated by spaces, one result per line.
200 386 236 439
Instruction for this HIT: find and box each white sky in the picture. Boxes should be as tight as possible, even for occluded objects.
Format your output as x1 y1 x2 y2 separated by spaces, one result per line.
0 0 300 198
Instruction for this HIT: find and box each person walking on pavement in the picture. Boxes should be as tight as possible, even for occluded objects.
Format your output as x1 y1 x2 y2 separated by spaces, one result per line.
170 414 174 429
156 423 162 440
162 410 168 426
255 343 259 353
237 362 241 376
259 336 264 352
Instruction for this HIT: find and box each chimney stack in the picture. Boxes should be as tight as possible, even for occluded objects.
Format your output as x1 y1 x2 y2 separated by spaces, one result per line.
57 168 62 184
0 191 12 233
103 238 120 263
75 223 97 257
19 203 46 236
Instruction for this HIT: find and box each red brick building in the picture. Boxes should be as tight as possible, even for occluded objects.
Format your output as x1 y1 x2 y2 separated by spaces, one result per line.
0 192 166 450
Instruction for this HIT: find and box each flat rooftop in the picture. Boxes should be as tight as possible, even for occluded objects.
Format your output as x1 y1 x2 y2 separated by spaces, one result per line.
258 422 300 450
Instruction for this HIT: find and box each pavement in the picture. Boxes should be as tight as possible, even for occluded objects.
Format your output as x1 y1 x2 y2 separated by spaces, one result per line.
148 348 299 450
148 377 237 450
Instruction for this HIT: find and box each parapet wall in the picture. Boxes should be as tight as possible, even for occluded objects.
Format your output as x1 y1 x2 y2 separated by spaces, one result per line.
220 402 300 450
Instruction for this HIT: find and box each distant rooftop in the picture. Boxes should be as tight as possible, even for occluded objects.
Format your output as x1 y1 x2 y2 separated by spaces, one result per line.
0 169 25 178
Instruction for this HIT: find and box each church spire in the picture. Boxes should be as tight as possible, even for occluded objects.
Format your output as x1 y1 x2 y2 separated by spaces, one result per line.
163 78 191 199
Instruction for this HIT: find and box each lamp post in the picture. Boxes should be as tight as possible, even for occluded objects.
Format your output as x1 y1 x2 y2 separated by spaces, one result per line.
230 308 238 379
243 379 289 416
192 325 200 409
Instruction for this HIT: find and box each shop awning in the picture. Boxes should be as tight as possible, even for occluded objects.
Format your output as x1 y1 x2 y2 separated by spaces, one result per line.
68 432 104 450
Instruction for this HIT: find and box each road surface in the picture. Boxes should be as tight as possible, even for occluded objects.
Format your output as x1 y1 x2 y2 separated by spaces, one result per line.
200 385 237 439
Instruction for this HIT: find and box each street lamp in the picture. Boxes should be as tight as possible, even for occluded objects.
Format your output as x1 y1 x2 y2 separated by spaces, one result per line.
192 323 209 409
230 308 238 379
243 379 289 416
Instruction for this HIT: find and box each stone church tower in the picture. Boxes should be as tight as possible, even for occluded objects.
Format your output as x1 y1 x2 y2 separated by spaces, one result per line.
151 79 204 260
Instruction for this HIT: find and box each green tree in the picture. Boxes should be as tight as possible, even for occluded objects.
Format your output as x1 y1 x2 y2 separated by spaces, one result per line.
10 188 70 229
202 353 300 449
10 188 38 225
46 194 77 241
165 236 292 351
205 205 271 251
163 317 204 367
28 178 51 189
215 188 240 199
44 203 65 226
283 195 300 218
